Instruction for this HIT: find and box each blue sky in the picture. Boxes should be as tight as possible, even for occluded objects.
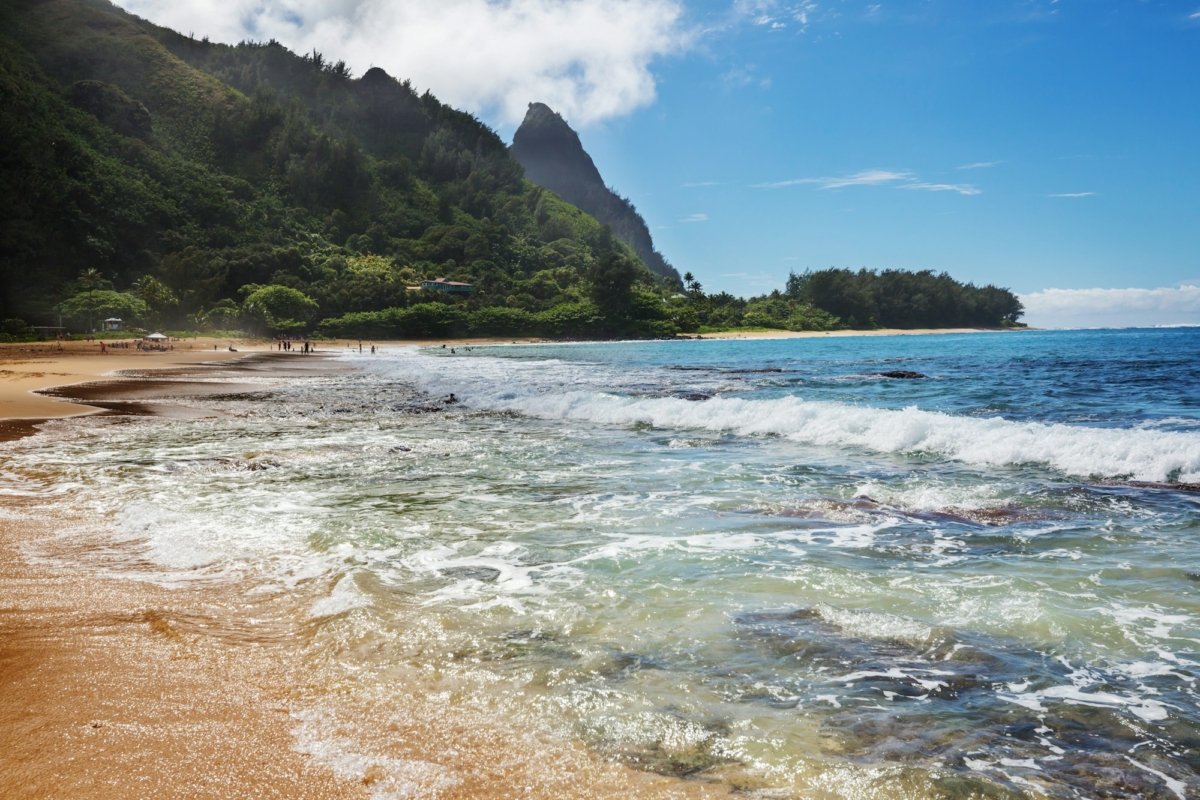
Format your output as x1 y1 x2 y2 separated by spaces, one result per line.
123 0 1200 325
543 1 1200 320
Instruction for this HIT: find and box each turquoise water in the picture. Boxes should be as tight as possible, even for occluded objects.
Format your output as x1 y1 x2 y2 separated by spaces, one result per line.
4 329 1199 797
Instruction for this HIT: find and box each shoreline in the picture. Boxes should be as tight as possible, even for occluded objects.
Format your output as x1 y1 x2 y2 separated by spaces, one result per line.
688 325 1020 341
0 347 726 799
0 351 368 798
0 327 1018 428
329 325 1022 350
0 336 272 425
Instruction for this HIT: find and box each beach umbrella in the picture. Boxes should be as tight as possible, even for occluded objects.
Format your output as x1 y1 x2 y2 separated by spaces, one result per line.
145 332 168 340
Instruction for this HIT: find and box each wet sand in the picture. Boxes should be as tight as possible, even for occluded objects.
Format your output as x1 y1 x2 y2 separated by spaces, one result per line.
0 349 726 798
0 337 270 422
0 514 367 800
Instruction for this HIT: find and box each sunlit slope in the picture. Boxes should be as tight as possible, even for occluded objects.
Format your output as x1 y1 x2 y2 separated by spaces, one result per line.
0 0 649 323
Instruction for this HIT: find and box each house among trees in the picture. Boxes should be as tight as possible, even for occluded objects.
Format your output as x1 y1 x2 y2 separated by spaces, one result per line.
418 278 475 294
102 318 124 331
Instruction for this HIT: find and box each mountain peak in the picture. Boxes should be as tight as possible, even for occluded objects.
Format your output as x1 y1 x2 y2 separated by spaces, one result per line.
511 103 680 283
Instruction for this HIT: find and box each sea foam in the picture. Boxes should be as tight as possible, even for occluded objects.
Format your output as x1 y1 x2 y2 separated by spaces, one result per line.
364 350 1200 483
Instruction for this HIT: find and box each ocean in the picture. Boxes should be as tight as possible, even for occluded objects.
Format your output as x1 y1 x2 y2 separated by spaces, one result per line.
5 328 1200 798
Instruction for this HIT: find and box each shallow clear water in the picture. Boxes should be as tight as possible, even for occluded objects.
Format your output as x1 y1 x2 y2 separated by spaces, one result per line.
5 329 1200 798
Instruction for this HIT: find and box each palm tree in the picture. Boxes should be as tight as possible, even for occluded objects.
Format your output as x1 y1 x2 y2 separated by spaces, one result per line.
77 267 106 290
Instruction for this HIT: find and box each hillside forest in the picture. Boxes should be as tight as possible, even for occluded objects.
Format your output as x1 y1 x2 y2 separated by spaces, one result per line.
0 0 1025 341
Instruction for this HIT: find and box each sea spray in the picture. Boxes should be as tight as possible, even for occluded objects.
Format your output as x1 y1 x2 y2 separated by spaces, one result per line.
361 345 1200 482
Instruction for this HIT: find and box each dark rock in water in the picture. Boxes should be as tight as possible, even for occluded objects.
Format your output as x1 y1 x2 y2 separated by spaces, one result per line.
510 103 680 283
876 370 927 379
732 605 1197 800
503 628 558 643
611 744 737 779
233 455 281 471
1100 479 1200 494
627 387 711 401
438 566 500 582
609 651 670 673
728 368 786 374
389 445 412 453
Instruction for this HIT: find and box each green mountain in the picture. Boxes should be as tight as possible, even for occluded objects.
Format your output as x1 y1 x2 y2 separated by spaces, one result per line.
510 103 680 284
0 0 1023 339
0 0 676 338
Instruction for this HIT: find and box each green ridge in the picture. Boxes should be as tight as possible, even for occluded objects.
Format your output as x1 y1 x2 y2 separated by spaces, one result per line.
0 0 1023 339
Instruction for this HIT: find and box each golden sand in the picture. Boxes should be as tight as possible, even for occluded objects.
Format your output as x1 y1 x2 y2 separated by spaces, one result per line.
0 347 730 798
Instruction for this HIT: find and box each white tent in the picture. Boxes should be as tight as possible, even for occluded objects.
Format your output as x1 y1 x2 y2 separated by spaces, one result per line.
145 332 168 340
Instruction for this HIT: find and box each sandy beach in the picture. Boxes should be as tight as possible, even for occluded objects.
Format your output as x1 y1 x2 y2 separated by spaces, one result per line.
0 337 272 426
0 341 726 799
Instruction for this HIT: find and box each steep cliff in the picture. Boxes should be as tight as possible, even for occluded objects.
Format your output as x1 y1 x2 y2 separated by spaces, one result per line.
510 103 680 284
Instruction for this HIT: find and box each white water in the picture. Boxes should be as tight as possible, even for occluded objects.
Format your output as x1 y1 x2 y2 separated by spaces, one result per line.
360 348 1200 482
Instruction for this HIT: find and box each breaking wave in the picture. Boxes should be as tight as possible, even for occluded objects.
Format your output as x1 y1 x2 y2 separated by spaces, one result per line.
363 350 1200 483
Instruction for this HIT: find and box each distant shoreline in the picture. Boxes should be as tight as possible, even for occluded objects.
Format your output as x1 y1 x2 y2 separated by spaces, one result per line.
0 327 1021 431
344 325 1023 348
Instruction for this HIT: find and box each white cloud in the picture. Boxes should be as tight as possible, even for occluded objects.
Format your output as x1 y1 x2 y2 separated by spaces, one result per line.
682 181 722 187
958 161 1003 170
719 63 771 90
1048 192 1097 198
754 169 979 195
755 169 912 189
899 182 981 195
680 213 709 222
1021 285 1200 328
115 0 689 126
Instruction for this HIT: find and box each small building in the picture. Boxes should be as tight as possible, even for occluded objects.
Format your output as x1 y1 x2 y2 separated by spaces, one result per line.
419 278 475 294
102 317 124 331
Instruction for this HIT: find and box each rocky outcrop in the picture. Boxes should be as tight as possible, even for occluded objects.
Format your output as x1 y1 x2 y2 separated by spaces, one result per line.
510 103 680 283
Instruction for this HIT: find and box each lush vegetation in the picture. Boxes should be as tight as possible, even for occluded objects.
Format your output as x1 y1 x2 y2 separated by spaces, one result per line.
672 268 1024 333
0 0 1024 340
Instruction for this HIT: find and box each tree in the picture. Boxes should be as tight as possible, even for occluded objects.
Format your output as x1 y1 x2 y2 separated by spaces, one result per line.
242 285 319 333
61 291 148 331
586 254 639 318
132 276 178 329
74 267 112 292
159 247 229 318
203 299 242 331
